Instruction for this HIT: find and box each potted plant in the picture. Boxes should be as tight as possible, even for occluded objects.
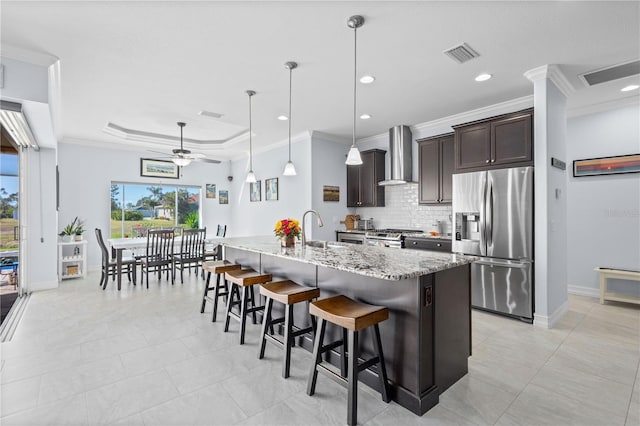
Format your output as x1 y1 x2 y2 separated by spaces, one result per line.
59 217 85 242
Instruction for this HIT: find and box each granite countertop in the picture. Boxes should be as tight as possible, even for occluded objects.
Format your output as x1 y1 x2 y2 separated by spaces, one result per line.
221 236 475 281
403 233 453 241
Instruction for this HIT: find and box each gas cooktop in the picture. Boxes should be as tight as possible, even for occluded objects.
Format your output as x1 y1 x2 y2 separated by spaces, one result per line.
365 229 424 240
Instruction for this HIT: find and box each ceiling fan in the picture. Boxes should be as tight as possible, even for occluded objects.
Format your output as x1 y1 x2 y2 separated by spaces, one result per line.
148 122 221 166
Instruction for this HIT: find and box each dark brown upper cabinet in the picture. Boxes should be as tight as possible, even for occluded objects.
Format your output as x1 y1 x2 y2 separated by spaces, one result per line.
418 134 454 205
453 108 533 172
346 149 386 207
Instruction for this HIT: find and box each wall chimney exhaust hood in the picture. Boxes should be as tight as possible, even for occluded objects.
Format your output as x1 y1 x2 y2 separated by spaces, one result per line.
379 125 415 186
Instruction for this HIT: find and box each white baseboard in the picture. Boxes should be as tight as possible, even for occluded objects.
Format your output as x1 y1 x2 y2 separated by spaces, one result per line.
534 299 569 329
568 284 599 298
28 280 59 292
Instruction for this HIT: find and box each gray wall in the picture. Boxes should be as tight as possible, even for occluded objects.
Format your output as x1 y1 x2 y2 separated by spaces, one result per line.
566 103 640 296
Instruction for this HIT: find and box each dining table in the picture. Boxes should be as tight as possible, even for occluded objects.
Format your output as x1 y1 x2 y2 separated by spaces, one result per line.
107 235 223 290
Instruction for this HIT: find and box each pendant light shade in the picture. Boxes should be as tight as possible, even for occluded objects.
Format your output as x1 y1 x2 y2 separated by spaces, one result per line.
345 15 364 166
245 90 257 183
283 61 298 176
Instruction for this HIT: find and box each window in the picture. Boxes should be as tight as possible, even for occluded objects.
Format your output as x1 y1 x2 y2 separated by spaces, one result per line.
110 182 201 238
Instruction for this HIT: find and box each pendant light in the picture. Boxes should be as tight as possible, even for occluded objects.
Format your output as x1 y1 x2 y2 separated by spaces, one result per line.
345 15 364 166
282 61 298 176
245 90 257 183
172 122 192 167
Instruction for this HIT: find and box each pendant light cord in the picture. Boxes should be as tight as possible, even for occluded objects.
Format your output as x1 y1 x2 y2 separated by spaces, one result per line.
352 25 358 148
288 66 293 162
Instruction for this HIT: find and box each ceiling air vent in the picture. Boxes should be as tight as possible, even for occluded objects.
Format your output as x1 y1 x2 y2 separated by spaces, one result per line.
443 43 480 64
580 60 640 86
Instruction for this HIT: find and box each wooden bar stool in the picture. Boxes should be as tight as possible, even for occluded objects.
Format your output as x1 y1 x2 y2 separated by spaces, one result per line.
258 280 320 378
306 295 391 426
201 260 241 321
224 268 273 344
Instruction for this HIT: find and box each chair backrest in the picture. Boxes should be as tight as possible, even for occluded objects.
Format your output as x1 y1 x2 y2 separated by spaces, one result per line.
216 224 227 238
179 228 206 260
146 229 175 262
95 228 110 268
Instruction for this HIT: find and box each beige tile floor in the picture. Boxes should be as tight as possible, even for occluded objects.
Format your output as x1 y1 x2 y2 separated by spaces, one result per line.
1 272 638 425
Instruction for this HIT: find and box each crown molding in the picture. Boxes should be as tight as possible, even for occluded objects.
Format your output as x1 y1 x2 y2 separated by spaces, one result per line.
568 95 639 118
409 95 534 136
524 64 575 98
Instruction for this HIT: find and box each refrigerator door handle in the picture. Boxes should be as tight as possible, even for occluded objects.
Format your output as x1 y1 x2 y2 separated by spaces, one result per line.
487 181 494 247
474 259 529 269
479 173 487 256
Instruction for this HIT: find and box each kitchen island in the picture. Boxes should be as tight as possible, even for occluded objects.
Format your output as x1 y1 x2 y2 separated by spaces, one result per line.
221 236 475 416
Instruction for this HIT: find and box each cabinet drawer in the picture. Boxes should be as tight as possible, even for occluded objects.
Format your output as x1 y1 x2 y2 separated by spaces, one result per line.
404 238 452 252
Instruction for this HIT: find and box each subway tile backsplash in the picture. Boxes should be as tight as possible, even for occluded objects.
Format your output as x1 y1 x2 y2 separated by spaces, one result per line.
355 184 452 233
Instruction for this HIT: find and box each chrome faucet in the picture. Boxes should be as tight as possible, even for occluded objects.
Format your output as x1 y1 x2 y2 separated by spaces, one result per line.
301 209 324 246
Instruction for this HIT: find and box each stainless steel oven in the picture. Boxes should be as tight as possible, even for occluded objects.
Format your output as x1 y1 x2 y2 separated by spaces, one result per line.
336 232 366 245
365 231 404 249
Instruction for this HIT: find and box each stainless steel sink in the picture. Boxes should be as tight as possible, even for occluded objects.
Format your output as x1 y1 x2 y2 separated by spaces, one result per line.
305 240 346 249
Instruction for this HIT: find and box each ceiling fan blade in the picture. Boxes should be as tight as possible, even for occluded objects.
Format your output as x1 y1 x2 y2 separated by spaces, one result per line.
184 152 205 159
193 158 222 164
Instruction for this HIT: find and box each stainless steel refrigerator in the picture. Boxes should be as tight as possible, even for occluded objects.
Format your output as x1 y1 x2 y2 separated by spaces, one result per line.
452 166 533 322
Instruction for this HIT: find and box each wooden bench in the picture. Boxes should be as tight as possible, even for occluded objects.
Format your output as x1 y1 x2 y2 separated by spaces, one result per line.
594 267 640 305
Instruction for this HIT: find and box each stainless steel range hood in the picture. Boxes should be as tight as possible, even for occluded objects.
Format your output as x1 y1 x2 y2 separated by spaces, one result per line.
379 125 415 186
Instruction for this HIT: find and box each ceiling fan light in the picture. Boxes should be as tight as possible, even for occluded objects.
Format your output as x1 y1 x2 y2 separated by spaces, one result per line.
345 146 363 165
172 157 192 166
283 161 297 176
246 170 257 183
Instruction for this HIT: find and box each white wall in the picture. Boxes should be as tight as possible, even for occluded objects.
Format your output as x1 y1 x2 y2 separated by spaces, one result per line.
0 57 48 103
567 104 640 296
310 132 350 241
57 142 232 271
228 136 312 238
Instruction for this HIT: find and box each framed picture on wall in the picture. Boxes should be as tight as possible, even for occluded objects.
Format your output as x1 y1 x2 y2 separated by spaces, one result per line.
219 190 229 204
265 178 278 201
205 184 217 198
323 185 339 202
250 180 261 202
140 158 179 179
573 153 640 177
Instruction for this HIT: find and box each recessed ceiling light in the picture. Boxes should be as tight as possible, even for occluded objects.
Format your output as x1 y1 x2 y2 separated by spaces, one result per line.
360 75 375 84
475 73 492 82
277 115 288 121
360 114 371 120
621 84 639 92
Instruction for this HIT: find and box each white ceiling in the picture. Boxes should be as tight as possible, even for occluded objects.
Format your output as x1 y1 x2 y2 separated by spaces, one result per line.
2 1 639 161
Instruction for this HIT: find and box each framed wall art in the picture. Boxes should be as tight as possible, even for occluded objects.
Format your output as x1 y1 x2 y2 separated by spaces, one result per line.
219 190 229 204
265 178 278 201
573 154 640 177
323 185 340 202
205 184 217 199
140 159 179 179
250 180 261 202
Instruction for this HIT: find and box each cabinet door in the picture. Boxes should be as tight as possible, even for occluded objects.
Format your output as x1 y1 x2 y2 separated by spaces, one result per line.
418 141 440 204
439 136 454 203
346 164 361 207
491 112 532 166
454 122 491 171
359 151 376 207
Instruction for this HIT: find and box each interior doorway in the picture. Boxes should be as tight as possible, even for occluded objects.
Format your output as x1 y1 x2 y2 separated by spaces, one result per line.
1 127 20 324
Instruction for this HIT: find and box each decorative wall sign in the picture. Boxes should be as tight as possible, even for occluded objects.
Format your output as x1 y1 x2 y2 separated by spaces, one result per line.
140 159 179 179
265 178 278 201
551 157 566 171
573 154 640 177
323 185 340 202
205 184 217 198
250 180 261 202
219 190 229 204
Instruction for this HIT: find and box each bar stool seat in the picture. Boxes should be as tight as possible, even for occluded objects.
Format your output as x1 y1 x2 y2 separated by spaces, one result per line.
224 268 272 344
201 260 241 321
307 295 390 426
258 280 320 378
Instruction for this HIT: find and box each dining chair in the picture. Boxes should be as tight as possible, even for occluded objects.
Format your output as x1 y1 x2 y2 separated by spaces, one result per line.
95 228 138 290
172 227 206 284
139 229 175 288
